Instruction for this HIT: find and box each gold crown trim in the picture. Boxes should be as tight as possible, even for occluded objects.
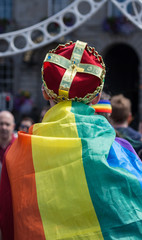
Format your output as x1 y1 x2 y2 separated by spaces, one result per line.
42 79 104 104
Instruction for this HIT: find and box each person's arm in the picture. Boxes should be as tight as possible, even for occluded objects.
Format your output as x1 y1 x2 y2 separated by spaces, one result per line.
0 155 14 240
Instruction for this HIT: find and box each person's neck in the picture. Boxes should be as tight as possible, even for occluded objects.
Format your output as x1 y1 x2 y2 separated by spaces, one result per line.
0 137 12 149
112 121 128 129
49 99 56 108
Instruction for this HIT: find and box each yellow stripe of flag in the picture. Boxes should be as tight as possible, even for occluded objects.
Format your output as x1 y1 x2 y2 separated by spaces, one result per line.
31 101 103 239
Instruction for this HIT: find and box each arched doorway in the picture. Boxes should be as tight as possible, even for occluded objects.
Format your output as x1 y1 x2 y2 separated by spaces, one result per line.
103 43 139 129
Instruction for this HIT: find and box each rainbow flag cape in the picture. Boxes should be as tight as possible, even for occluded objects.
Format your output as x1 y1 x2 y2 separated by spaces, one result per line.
1 101 142 239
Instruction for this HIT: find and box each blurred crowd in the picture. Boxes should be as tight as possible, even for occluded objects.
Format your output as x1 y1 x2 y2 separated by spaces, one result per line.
92 92 142 158
0 102 50 178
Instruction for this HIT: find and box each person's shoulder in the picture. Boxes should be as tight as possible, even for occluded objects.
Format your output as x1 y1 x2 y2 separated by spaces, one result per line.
127 127 141 140
12 132 17 140
116 127 141 141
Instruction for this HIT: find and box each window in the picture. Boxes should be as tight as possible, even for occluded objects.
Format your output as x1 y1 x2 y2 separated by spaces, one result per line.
47 0 74 17
0 58 13 92
0 0 12 33
0 0 12 20
107 1 124 17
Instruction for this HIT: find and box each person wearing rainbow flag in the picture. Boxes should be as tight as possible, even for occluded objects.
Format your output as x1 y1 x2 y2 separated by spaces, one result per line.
0 40 142 240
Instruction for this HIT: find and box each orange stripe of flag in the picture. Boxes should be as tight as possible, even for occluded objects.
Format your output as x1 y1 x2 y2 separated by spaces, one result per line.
6 132 45 240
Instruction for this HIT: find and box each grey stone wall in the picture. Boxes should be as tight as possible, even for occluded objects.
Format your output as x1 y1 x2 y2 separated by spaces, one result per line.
13 0 48 27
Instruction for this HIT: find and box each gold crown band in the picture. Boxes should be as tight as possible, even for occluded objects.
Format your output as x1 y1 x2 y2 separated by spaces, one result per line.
44 53 103 78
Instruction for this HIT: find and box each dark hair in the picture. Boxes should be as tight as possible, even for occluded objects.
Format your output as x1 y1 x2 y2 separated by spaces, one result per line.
110 94 131 124
20 117 34 125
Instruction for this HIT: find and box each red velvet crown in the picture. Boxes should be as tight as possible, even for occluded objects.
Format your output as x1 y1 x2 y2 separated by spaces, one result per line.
42 40 105 104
